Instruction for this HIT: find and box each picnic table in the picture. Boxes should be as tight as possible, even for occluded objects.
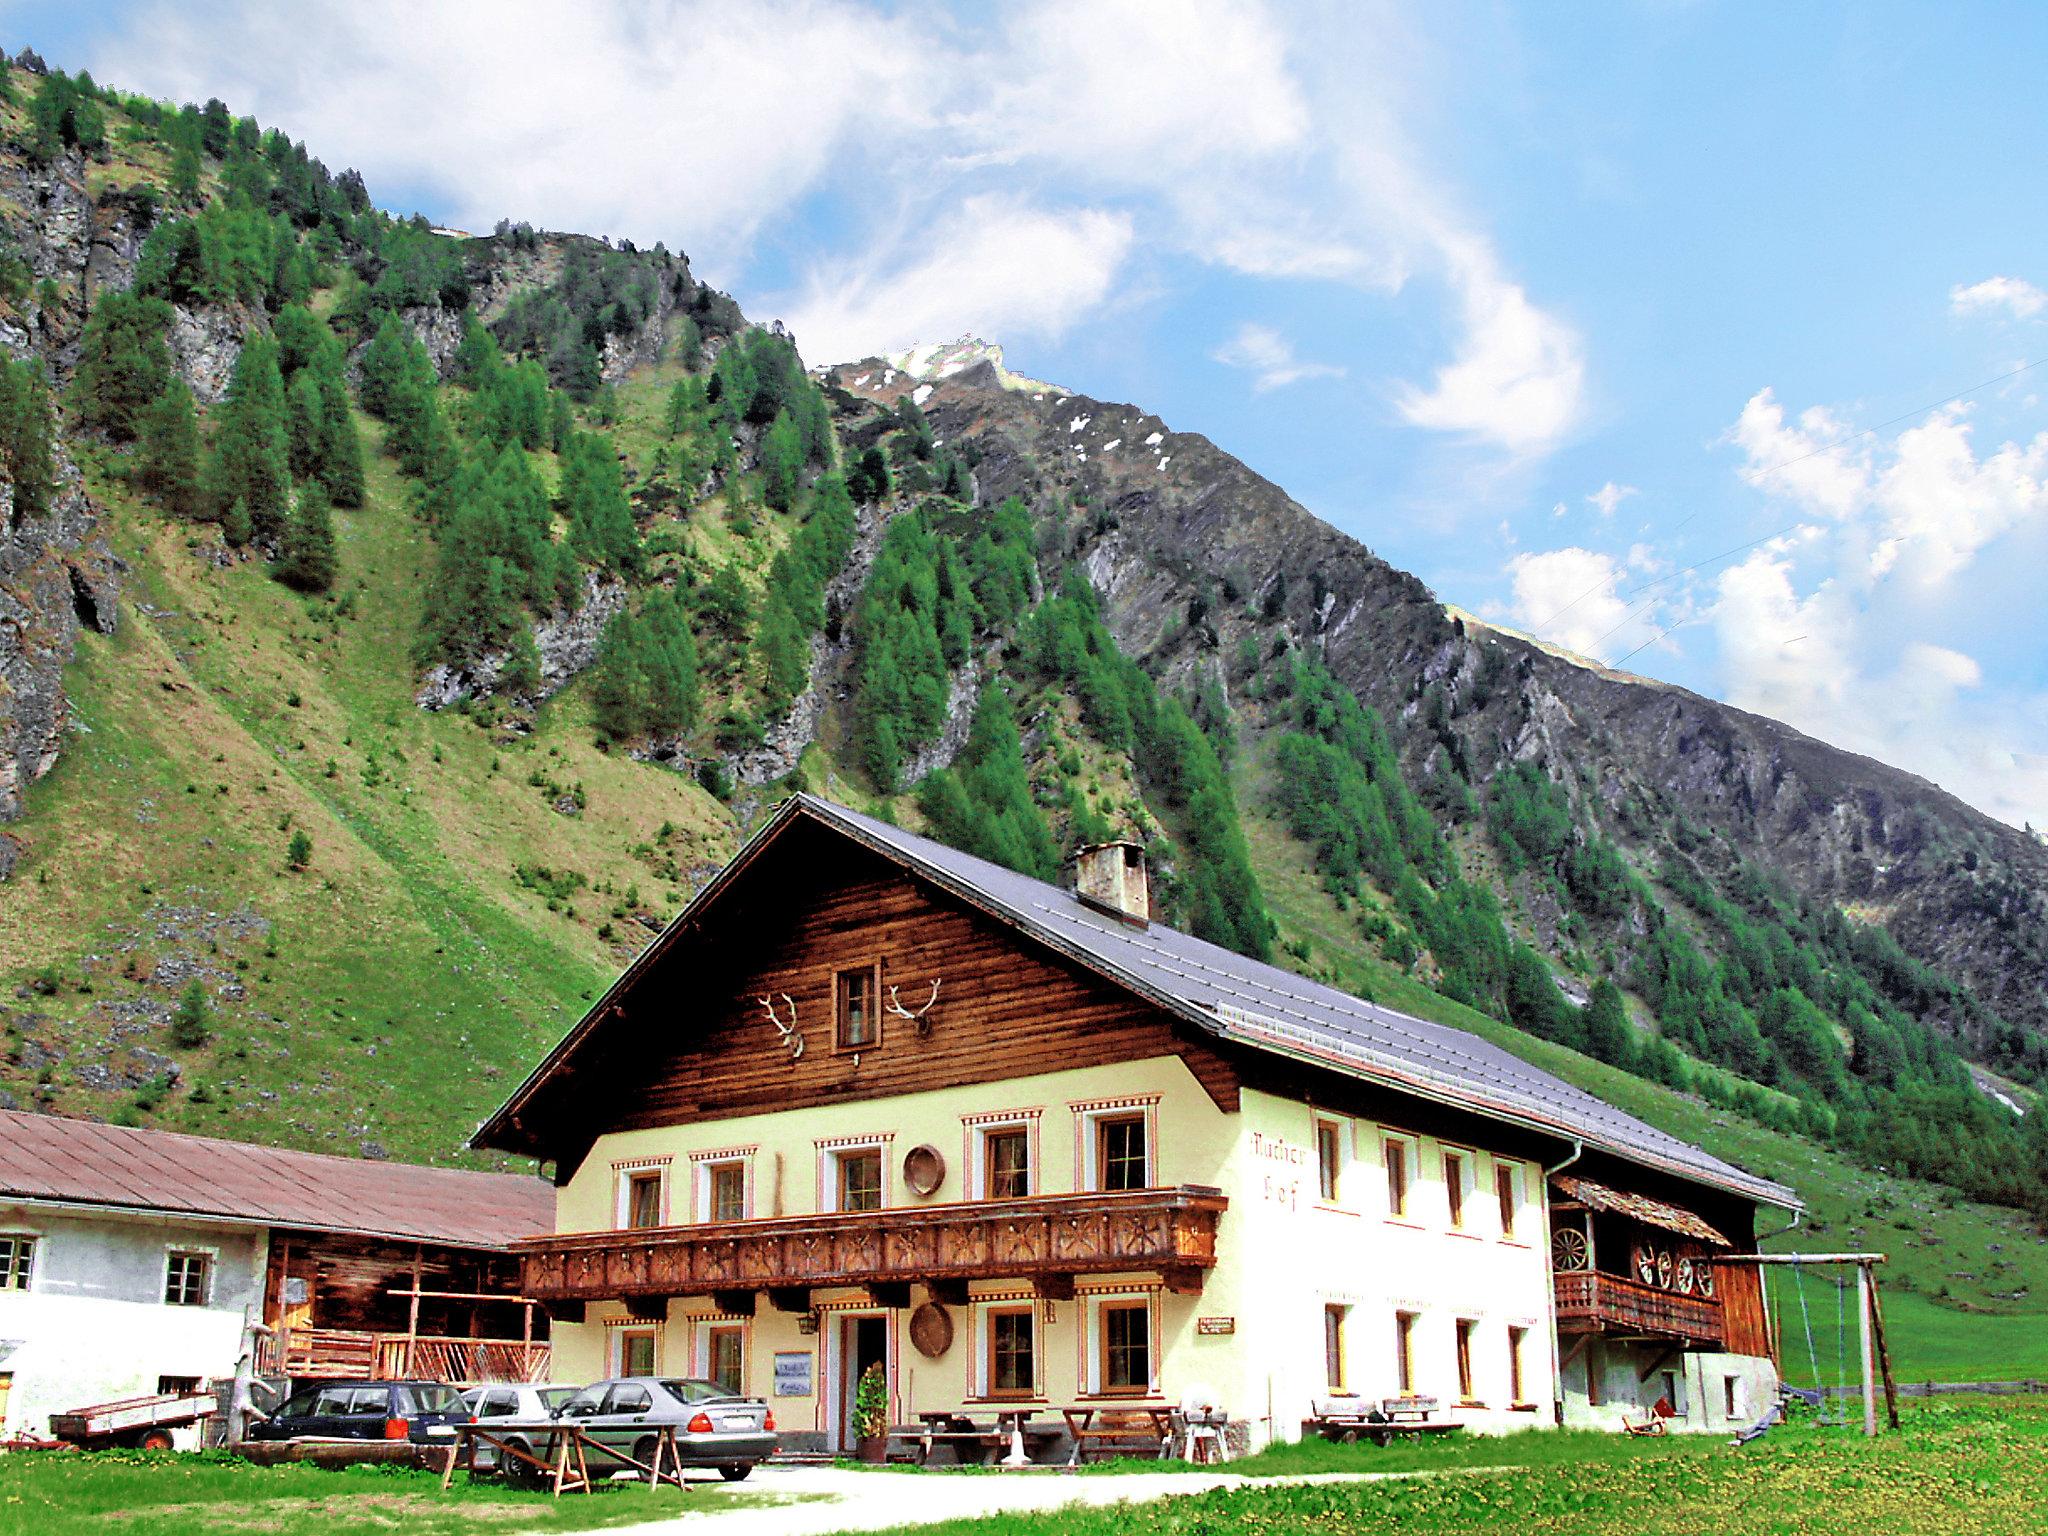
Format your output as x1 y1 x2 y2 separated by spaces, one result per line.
909 1410 1063 1465
439 1421 688 1497
1061 1404 1176 1463
1303 1395 1464 1447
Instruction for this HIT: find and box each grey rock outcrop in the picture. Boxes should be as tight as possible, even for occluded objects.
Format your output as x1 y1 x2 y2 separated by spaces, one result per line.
416 572 627 710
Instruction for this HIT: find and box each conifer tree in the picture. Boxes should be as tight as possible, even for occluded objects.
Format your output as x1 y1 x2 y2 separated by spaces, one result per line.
136 378 205 519
1584 978 1636 1068
74 291 174 440
277 481 338 592
204 332 291 542
0 358 55 521
314 368 365 507
558 431 640 573
285 369 324 480
760 409 804 511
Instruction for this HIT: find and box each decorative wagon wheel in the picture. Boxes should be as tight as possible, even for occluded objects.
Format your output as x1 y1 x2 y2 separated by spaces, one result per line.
1695 1260 1715 1298
1634 1243 1657 1285
1675 1256 1696 1295
1655 1249 1675 1290
1551 1227 1590 1271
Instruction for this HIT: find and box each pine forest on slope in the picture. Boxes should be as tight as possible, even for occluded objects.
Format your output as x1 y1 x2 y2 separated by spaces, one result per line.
0 50 2045 1377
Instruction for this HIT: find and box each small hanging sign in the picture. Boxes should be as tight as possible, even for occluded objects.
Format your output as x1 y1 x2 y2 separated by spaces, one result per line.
1197 1316 1236 1336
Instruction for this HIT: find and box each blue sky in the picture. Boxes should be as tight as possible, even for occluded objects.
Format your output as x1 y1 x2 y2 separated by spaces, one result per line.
9 0 2047 831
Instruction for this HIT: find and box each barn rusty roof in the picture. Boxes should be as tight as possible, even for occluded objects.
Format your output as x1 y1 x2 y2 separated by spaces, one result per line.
0 1109 553 1249
1551 1174 1730 1246
479 794 1801 1212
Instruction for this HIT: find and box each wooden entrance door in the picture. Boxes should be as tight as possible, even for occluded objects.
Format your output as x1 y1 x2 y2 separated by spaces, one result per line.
837 1314 888 1450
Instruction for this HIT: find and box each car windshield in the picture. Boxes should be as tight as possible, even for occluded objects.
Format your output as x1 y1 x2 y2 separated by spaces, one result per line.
660 1378 738 1404
397 1384 463 1415
539 1388 578 1412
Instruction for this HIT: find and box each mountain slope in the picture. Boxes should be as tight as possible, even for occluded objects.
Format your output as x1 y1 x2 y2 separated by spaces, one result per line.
1 54 2045 1376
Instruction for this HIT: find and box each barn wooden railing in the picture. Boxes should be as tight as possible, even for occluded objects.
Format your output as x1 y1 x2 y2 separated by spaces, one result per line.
256 1327 551 1383
1552 1269 1724 1345
517 1185 1229 1307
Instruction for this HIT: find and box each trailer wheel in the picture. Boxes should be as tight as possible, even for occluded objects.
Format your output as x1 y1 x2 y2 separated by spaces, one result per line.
138 1430 176 1451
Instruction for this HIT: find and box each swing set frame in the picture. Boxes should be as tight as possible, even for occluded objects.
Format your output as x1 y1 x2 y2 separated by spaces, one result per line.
1716 1252 1898 1435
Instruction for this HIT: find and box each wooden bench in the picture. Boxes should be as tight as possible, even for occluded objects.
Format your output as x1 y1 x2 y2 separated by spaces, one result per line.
1062 1406 1174 1463
1303 1395 1464 1448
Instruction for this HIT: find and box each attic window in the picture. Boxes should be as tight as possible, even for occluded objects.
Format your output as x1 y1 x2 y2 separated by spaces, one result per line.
836 967 879 1051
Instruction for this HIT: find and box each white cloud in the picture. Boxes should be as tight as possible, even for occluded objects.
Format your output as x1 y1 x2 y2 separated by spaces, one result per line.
1728 389 2048 587
1503 546 1664 660
98 0 932 269
1951 275 2048 320
1395 237 1585 455
778 198 1134 365
1712 550 2048 830
1588 481 1636 518
1211 323 1346 392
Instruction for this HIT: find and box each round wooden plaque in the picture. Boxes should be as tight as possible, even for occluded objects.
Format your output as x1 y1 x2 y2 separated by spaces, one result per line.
903 1143 946 1198
910 1301 954 1358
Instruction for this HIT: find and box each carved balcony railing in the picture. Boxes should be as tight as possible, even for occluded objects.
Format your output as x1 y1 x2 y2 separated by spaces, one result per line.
517 1186 1229 1305
1553 1269 1724 1346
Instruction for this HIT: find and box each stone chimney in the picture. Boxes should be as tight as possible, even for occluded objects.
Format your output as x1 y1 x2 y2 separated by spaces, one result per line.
1073 840 1150 926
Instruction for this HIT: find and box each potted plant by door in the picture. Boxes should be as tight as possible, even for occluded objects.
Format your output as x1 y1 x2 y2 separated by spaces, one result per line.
853 1362 890 1464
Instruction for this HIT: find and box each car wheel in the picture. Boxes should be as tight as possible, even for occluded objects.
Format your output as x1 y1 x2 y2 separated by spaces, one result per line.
718 1463 754 1482
634 1437 660 1478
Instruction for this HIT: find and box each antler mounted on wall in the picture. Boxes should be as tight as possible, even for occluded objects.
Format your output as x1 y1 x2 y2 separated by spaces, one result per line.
885 979 942 1038
757 993 804 1060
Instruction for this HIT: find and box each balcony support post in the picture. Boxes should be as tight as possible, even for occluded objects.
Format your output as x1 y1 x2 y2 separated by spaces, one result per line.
925 1278 969 1307
713 1289 757 1317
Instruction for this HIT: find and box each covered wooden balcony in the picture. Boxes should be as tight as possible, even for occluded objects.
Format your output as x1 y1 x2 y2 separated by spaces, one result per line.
1552 1269 1724 1347
257 1327 552 1383
517 1185 1228 1314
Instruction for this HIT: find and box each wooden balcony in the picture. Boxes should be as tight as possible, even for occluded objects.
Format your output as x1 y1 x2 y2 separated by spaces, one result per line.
517 1186 1229 1307
1553 1269 1725 1346
257 1327 551 1384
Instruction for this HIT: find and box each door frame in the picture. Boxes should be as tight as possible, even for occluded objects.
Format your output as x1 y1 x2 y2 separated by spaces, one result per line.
826 1309 892 1452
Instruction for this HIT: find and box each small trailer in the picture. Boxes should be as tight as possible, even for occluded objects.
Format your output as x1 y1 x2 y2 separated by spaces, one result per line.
49 1391 219 1450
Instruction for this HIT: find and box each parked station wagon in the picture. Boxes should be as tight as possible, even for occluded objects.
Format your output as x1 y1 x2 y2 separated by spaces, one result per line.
253 1380 469 1443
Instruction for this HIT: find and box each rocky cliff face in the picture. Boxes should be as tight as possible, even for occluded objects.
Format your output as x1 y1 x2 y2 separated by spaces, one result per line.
823 353 2048 1045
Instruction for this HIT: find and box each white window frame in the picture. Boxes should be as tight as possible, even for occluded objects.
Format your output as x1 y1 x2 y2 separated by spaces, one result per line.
0 1233 37 1292
612 1323 660 1377
1440 1145 1477 1232
691 1149 755 1224
816 1134 893 1212
1081 1291 1159 1398
1073 1098 1159 1192
1493 1158 1526 1241
1313 1116 1350 1208
612 1157 672 1229
696 1317 749 1394
1381 1133 1418 1221
973 1299 1042 1400
163 1247 214 1308
963 1111 1041 1201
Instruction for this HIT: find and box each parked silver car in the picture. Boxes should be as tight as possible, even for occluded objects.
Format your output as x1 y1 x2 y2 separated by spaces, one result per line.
558 1376 776 1482
458 1383 580 1474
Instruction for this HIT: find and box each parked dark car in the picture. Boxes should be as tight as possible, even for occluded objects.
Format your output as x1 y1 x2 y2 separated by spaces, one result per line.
558 1377 775 1481
251 1380 470 1444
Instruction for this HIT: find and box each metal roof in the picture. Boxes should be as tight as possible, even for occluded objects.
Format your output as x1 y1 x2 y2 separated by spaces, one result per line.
479 794 1800 1211
0 1108 555 1249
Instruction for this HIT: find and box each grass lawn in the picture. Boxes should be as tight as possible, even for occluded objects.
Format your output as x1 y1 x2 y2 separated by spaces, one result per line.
859 1397 2048 1535
0 1450 791 1535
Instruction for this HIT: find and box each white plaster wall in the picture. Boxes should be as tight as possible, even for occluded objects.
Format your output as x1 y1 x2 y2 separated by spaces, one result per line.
548 1063 1576 1451
1558 1337 1778 1433
0 1204 266 1445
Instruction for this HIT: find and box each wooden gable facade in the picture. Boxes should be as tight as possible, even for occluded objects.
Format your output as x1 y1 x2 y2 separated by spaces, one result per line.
486 817 1239 1181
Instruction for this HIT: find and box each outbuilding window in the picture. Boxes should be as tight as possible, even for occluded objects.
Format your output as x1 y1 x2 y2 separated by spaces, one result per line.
0 1234 35 1291
165 1251 211 1307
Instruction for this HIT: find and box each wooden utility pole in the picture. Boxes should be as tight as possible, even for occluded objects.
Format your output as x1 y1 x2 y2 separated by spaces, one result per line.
1857 1263 1876 1436
1865 1266 1901 1429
